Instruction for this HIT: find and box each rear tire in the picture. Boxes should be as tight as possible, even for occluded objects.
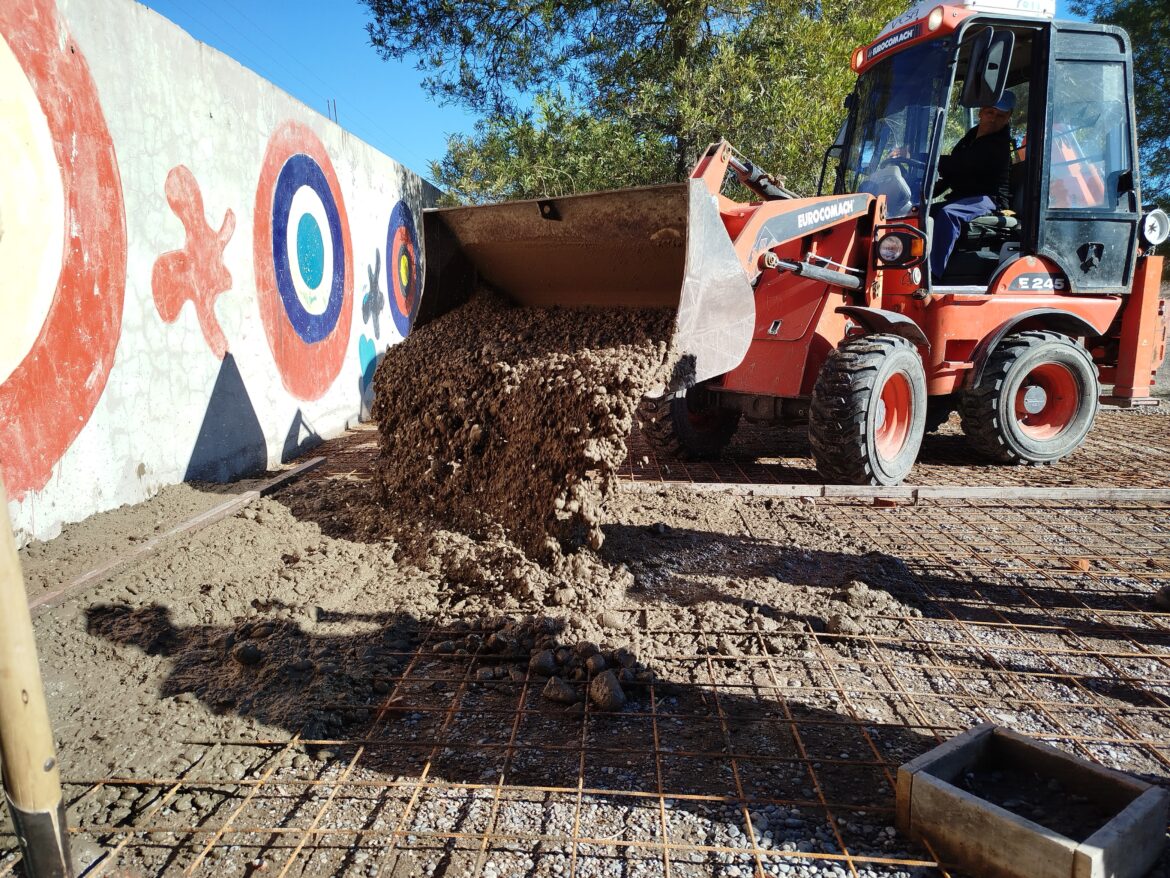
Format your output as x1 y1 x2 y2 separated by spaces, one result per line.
959 330 1098 464
809 334 927 485
925 395 956 433
638 385 740 460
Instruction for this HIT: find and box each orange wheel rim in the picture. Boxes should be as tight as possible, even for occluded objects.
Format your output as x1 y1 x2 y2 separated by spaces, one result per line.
875 372 913 459
1014 362 1078 439
685 392 723 431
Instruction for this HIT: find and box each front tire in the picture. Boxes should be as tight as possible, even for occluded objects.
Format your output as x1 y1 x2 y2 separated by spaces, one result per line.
960 330 1099 465
809 334 927 485
638 384 740 460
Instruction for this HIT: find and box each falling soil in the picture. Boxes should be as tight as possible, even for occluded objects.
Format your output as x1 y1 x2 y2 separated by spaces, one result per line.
369 289 674 605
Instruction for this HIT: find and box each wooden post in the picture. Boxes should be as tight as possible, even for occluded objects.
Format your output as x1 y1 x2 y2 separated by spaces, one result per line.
0 482 73 878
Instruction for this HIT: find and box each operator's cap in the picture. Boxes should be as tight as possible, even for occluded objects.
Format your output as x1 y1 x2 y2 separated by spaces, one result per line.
993 90 1016 113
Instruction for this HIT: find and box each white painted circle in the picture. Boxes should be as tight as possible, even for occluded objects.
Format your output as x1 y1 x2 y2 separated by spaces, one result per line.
0 35 65 386
284 184 334 315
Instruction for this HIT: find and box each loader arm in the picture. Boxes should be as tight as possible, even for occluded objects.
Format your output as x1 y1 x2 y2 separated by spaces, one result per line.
691 141 877 288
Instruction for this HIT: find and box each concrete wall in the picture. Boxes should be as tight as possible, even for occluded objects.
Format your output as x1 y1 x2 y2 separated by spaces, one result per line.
1 0 438 545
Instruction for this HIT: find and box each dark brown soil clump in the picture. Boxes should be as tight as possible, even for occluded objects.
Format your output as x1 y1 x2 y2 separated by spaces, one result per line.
958 763 1118 841
370 290 673 568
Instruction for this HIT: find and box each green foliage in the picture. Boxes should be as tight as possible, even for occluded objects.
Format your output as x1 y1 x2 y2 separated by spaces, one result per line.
362 0 905 202
1071 0 1168 205
666 4 902 196
431 95 674 206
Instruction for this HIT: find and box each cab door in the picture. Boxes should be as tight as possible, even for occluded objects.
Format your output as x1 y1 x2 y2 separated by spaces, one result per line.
1034 23 1141 292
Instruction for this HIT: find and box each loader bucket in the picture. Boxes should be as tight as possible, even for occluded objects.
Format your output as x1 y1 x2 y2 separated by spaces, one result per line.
416 181 755 390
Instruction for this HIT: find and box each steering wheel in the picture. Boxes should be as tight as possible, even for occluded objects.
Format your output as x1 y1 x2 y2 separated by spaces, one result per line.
881 156 927 175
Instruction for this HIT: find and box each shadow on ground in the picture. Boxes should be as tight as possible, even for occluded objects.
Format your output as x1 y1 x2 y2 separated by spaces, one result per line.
599 519 1170 711
77 494 1170 875
84 600 935 876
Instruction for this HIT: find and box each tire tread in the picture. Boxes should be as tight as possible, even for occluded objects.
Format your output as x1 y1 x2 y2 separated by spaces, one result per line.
959 330 1098 465
809 334 925 485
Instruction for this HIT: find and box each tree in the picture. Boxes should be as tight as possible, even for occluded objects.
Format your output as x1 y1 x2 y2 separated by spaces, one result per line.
1070 0 1168 205
432 95 675 204
362 0 904 203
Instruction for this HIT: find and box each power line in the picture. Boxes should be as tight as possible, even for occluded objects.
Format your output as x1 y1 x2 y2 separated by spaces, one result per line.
166 0 443 180
192 0 433 169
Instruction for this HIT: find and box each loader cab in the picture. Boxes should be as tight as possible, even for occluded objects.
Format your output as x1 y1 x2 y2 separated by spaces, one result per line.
837 2 1142 293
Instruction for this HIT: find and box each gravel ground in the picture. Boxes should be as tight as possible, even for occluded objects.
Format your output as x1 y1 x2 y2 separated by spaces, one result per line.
4 469 1168 876
3 291 1168 877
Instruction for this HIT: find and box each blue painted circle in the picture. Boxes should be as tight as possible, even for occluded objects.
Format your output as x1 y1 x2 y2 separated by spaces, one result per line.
296 213 325 290
386 199 421 338
271 153 345 344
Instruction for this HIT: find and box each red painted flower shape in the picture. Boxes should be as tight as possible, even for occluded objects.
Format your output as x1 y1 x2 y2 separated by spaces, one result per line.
151 166 235 358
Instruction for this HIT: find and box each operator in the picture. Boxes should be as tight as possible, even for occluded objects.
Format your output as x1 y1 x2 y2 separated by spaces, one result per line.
929 90 1015 282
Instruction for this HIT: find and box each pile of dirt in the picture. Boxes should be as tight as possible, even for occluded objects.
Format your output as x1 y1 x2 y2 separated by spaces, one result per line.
823 578 922 638
433 616 660 712
369 289 674 598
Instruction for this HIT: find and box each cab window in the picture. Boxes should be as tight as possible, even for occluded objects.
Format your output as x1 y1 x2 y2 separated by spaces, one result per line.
1048 61 1128 210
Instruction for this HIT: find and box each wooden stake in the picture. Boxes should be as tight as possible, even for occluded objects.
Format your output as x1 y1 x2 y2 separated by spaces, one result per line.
0 482 73 877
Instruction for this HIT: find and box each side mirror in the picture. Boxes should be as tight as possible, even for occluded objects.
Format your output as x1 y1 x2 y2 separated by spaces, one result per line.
827 120 848 159
960 28 1015 108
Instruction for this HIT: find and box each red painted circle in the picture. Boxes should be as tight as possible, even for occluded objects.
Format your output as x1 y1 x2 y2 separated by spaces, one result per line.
0 0 126 499
254 121 353 400
875 372 912 459
1014 362 1079 440
390 224 417 318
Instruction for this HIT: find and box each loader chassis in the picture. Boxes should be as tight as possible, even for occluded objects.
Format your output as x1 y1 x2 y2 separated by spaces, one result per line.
676 5 1165 483
417 1 1167 486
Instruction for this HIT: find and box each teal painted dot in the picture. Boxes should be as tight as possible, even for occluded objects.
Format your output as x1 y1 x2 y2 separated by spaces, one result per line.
296 213 325 289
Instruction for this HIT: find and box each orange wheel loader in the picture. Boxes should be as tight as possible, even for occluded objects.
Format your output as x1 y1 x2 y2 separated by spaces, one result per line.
414 0 1169 485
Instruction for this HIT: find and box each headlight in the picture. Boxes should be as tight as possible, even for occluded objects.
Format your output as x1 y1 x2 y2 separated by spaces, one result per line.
872 226 927 269
927 6 945 31
877 234 906 262
1140 209 1170 247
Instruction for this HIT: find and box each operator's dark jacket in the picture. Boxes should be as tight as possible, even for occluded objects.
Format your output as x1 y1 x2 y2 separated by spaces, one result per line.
936 125 1012 209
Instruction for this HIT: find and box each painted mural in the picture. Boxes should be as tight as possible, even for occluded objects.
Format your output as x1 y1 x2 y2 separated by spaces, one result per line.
254 121 356 401
358 249 386 417
1 0 436 544
387 200 422 338
151 166 235 359
0 0 126 500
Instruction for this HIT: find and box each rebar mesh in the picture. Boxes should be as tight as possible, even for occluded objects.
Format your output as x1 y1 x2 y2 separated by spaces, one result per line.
621 411 1170 488
4 486 1168 877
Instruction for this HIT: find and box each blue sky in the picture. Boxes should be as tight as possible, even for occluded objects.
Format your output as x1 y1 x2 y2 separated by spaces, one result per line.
138 0 1086 186
137 0 479 184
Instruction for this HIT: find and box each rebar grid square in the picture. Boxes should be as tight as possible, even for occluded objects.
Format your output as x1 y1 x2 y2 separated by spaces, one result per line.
402 784 495 838
572 845 671 878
